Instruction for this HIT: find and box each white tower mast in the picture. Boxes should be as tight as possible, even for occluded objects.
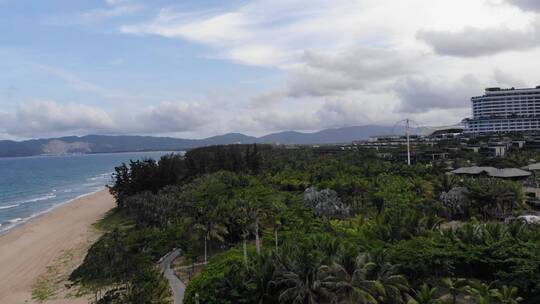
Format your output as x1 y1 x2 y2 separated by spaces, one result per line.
406 118 411 166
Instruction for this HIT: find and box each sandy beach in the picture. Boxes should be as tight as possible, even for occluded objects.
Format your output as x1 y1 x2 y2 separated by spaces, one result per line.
0 189 115 303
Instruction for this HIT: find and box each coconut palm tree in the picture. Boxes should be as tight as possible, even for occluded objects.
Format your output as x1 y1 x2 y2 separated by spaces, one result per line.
272 250 335 304
506 220 527 240
407 284 441 304
369 258 409 304
236 182 275 256
493 285 523 304
464 282 499 304
455 221 483 244
466 178 522 220
273 215 282 252
483 222 507 243
321 253 383 304
247 252 278 304
441 278 469 304
269 200 287 252
233 196 257 264
193 220 228 263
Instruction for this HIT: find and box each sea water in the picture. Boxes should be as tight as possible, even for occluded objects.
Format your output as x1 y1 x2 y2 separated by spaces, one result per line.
0 151 175 232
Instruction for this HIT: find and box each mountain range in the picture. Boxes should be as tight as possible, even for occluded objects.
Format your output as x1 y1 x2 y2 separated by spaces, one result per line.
0 125 422 157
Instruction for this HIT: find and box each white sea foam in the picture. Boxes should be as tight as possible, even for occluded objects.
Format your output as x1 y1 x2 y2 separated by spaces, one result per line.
0 186 106 234
8 218 22 224
19 193 56 204
0 193 56 212
0 204 19 210
87 172 113 182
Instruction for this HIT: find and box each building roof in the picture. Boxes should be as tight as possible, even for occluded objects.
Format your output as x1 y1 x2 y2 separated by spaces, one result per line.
489 168 531 178
451 166 531 178
451 166 496 175
422 124 464 137
521 163 540 171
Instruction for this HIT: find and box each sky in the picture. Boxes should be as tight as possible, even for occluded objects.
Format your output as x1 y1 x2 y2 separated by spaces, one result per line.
1 0 540 140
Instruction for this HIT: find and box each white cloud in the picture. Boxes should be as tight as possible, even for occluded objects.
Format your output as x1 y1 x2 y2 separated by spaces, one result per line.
0 100 212 138
45 0 143 26
506 0 540 12
395 75 481 113
115 0 540 133
249 90 287 108
2 101 115 138
9 0 540 139
417 20 540 57
81 4 142 21
136 101 211 133
38 65 102 93
493 68 526 87
286 48 418 97
119 0 373 67
120 0 532 65
37 65 132 101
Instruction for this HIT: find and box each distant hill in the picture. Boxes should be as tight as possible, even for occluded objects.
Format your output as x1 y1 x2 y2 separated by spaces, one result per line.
0 125 422 157
258 125 418 144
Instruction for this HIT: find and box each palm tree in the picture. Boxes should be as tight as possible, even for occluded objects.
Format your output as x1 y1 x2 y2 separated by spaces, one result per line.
466 178 522 220
407 284 441 304
464 282 499 304
254 216 263 254
496 190 519 217
493 285 523 304
273 216 282 252
193 220 228 263
370 258 409 304
322 253 383 304
483 222 507 243
247 252 278 304
270 202 286 252
506 220 527 240
455 221 483 244
441 278 469 304
272 250 335 304
236 182 275 257
234 196 256 265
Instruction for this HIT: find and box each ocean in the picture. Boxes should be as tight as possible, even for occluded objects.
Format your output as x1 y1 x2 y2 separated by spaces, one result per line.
0 151 176 233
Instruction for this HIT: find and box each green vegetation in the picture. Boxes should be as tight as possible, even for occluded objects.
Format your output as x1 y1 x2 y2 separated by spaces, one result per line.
70 144 540 303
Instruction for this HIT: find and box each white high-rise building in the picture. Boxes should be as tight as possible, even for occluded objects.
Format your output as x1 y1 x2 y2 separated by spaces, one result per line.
464 86 540 133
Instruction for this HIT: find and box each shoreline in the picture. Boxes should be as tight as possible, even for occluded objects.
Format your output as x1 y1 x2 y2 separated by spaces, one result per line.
0 186 107 235
0 189 115 303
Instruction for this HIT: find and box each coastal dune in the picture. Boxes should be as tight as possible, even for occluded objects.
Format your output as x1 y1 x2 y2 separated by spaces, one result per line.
0 190 115 303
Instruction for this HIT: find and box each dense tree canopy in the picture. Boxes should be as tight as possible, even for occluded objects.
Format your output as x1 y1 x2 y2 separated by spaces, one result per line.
72 145 539 304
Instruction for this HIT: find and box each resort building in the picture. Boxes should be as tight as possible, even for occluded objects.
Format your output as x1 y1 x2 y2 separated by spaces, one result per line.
464 86 540 134
452 165 540 204
451 166 531 180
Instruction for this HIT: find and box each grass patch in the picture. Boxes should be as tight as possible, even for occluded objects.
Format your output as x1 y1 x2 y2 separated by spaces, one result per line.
31 268 58 302
31 248 76 302
93 207 133 232
31 210 119 303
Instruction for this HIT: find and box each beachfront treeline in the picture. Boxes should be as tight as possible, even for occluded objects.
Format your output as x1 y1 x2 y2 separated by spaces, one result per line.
71 144 539 303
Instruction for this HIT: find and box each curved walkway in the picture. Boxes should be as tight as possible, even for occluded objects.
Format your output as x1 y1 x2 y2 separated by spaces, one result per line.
159 249 186 304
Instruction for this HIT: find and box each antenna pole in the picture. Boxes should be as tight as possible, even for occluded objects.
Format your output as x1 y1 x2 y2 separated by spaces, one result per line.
406 118 411 166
